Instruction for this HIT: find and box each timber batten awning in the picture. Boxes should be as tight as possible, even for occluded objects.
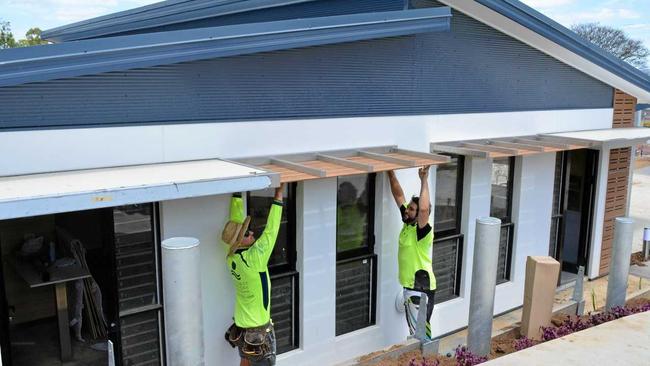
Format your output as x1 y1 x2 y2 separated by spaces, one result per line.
0 159 278 220
430 128 650 158
430 136 593 159
236 146 451 183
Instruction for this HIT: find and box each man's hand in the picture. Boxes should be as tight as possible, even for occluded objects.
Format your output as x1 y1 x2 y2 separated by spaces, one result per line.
274 183 285 202
418 166 430 180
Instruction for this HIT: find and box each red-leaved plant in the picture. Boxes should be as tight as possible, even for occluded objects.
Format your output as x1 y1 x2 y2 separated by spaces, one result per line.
513 336 535 351
454 346 488 366
541 303 650 341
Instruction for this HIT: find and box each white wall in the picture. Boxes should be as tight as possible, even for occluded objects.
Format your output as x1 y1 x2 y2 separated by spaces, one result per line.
0 109 612 176
156 151 558 366
493 153 557 313
589 147 610 279
3 109 614 365
160 195 240 366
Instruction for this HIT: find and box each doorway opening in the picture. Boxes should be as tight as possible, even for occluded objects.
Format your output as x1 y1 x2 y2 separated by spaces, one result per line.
549 149 599 285
0 204 164 366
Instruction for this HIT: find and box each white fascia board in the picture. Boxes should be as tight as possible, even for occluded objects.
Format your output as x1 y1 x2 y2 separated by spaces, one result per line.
439 0 650 103
0 159 279 220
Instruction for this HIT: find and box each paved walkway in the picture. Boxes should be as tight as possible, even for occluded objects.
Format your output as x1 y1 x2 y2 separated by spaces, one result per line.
483 311 650 365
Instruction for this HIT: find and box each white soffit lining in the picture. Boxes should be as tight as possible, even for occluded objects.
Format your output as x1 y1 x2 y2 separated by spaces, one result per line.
542 127 650 144
439 0 650 103
0 159 278 220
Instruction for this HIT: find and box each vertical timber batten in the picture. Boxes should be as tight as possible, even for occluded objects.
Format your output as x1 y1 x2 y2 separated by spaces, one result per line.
600 89 636 276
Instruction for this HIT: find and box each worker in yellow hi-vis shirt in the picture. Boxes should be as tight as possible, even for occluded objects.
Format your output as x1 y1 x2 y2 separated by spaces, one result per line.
223 183 284 366
387 167 436 340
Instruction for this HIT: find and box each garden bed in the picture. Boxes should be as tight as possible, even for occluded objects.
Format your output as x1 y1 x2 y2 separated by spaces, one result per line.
364 296 650 366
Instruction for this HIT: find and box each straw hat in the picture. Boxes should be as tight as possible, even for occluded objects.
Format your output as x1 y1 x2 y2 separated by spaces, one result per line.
222 216 251 255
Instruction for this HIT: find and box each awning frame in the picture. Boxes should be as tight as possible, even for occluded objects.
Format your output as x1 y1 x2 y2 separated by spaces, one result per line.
235 145 451 182
431 134 595 158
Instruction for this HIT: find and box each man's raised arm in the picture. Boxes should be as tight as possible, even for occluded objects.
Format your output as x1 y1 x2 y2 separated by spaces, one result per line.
229 193 245 223
387 170 406 208
256 184 285 264
417 166 431 229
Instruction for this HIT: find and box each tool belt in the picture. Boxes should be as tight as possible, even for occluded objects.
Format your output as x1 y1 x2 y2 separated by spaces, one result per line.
225 322 275 362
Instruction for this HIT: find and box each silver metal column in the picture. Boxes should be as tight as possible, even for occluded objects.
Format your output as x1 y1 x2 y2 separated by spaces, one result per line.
467 217 502 357
162 237 204 366
606 217 635 311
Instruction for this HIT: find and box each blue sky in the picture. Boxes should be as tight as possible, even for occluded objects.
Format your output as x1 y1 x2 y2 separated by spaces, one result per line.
1 0 649 56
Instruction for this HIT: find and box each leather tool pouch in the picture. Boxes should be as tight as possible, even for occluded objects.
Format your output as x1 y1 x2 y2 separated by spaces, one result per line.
225 323 242 348
242 324 272 361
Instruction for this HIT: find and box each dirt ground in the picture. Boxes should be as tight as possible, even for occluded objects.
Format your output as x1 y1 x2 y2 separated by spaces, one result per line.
554 273 650 312
369 349 457 366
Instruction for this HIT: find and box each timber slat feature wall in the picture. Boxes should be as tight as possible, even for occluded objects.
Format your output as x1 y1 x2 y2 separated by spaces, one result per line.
612 89 637 128
600 89 636 276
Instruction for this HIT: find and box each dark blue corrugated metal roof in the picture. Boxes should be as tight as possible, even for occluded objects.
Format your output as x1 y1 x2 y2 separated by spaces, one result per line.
475 0 650 94
0 7 451 87
42 0 321 42
40 0 650 96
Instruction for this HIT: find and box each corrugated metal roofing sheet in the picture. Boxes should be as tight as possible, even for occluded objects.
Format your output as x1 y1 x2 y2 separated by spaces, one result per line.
0 7 451 87
42 0 321 42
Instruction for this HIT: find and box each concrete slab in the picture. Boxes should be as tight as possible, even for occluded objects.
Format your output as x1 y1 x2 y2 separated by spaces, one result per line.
483 311 650 366
630 262 650 279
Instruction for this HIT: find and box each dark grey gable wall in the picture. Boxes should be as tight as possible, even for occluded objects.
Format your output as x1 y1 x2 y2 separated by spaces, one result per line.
0 9 613 130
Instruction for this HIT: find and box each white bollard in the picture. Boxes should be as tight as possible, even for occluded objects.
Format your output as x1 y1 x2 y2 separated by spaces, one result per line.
467 217 502 357
605 217 635 311
162 237 204 366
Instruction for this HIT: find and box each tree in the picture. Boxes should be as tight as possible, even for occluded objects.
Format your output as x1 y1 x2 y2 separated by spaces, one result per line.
571 23 649 69
0 20 16 49
17 28 49 47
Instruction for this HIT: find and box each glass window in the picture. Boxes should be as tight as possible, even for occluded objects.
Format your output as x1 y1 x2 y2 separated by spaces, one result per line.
433 154 465 304
247 184 298 353
335 174 376 336
549 152 565 257
336 175 372 254
435 155 463 234
490 158 513 222
490 158 515 284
